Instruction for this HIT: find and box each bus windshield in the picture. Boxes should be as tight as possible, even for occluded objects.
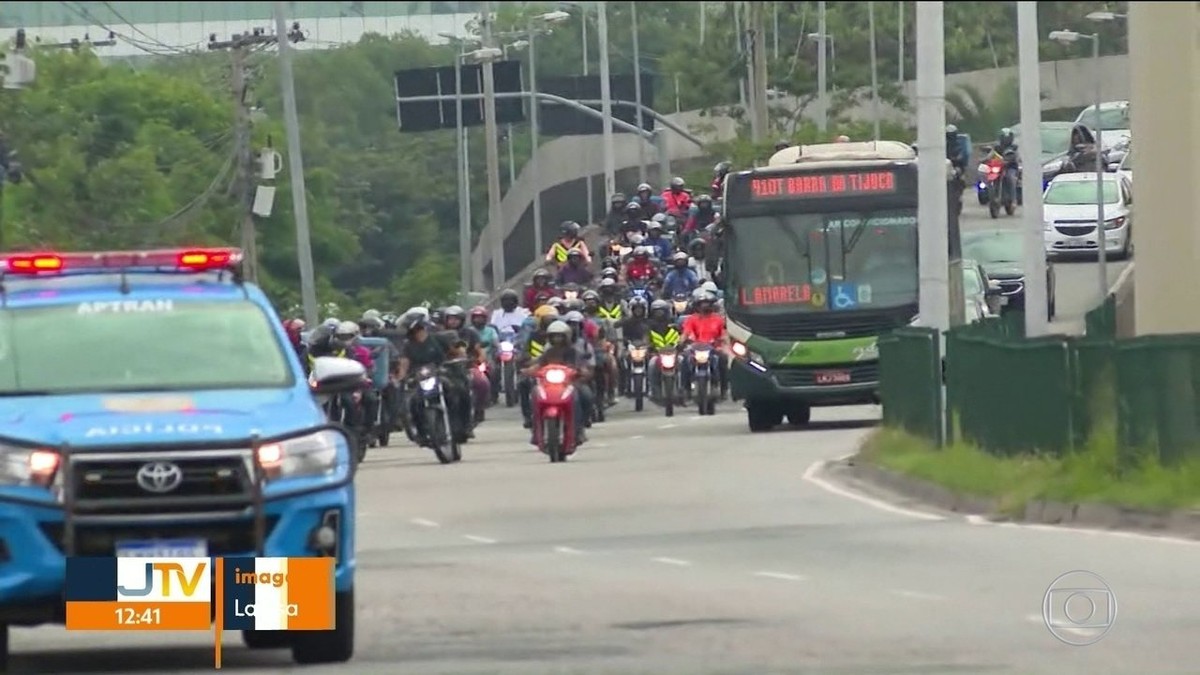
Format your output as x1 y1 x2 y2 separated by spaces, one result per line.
726 208 918 312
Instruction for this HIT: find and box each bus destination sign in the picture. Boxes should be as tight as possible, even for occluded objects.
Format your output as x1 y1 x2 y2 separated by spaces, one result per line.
748 170 898 200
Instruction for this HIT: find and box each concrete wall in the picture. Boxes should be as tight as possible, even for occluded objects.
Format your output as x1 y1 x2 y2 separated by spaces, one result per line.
474 54 1133 290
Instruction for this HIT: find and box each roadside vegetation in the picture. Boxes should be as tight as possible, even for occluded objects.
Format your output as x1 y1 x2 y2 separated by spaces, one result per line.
861 428 1200 514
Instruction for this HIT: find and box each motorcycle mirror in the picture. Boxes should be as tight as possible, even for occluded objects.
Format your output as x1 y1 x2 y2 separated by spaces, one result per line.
309 356 367 396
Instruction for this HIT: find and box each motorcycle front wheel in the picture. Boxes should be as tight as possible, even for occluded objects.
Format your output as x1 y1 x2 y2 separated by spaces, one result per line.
696 379 710 416
664 377 675 417
543 417 564 463
426 407 457 464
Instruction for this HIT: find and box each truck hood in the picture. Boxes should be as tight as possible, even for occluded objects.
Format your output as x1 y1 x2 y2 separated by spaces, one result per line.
0 389 320 448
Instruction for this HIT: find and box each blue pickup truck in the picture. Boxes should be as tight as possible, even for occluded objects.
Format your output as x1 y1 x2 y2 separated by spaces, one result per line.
0 248 362 667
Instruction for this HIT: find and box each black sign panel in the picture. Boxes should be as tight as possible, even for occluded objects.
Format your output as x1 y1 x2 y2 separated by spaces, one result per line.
395 61 525 132
537 74 656 136
726 166 918 207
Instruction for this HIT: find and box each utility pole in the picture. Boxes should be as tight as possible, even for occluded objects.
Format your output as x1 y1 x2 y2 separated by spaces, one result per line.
597 3 616 202
480 1 506 287
816 0 828 134
631 2 647 182
208 28 278 286
750 1 769 141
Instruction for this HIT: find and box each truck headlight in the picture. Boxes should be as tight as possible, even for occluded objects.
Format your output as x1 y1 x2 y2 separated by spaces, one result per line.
255 430 344 480
0 446 60 487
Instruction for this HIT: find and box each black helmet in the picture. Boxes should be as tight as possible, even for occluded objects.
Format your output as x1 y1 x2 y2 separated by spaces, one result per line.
560 220 581 236
533 268 552 283
500 289 519 309
713 161 731 177
650 299 671 317
600 266 619 280
624 201 642 215
696 194 713 206
689 237 706 256
630 297 648 314
601 256 620 270
566 248 584 260
774 139 790 151
999 127 1014 145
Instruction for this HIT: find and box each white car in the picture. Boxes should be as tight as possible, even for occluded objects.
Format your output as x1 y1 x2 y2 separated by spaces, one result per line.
1115 146 1133 184
1042 172 1133 259
1073 100 1131 148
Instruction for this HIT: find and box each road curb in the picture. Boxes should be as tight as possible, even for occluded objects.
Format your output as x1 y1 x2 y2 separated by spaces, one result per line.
841 455 1200 540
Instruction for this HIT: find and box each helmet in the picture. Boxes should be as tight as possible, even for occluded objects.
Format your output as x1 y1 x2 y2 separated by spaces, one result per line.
334 320 360 341
566 248 584 260
601 256 620 270
633 247 650 259
946 123 958 135
610 192 626 204
636 182 653 193
835 135 851 143
470 305 488 319
405 314 430 333
564 298 585 313
581 289 600 303
406 306 430 320
443 305 466 326
650 299 671 316
564 310 584 325
533 269 552 283
628 233 645 246
689 237 707 256
500 289 520 309
669 176 685 189
546 296 565 310
696 193 713 206
534 305 558 320
701 280 719 294
598 278 618 292
651 212 668 226
624 201 642 214
321 317 339 330
560 220 581 236
999 127 1014 144
713 160 732 177
600 267 619 280
671 251 688 263
362 309 382 322
774 139 790 151
546 320 572 340
629 297 648 313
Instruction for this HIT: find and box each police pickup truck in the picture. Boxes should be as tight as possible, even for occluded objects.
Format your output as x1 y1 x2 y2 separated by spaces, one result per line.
0 248 361 667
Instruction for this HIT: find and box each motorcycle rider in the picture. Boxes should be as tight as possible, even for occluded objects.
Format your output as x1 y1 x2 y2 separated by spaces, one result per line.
518 306 560 428
563 310 597 425
596 278 625 321
604 192 628 235
470 305 500 403
946 124 969 174
660 177 693 218
523 269 558 309
321 321 378 441
524 320 589 447
491 289 530 336
619 202 649 240
682 194 719 238
396 313 451 441
618 297 651 346
545 220 592 266
680 293 729 399
1063 123 1100 173
555 248 593 286
624 247 659 285
687 237 712 283
633 182 664 216
359 310 403 427
710 161 732 200
437 306 484 438
646 299 683 400
662 251 700 298
644 218 674 261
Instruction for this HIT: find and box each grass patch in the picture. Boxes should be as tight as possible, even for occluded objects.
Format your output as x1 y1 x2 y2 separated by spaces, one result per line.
860 428 1200 514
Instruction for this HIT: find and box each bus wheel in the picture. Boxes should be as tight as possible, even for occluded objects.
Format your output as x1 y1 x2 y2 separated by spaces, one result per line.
747 402 782 432
787 405 811 427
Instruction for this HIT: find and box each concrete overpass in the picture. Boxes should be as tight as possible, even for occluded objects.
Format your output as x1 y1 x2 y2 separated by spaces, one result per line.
476 52 1131 290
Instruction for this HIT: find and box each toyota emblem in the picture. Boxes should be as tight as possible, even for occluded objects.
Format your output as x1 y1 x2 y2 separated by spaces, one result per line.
135 462 184 494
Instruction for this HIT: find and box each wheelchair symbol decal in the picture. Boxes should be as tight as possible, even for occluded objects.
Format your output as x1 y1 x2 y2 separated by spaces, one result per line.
831 283 859 310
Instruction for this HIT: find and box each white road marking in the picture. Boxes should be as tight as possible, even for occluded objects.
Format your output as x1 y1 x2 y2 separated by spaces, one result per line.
630 435 645 440
891 589 944 601
801 457 946 522
965 514 991 525
410 518 441 528
972 512 1200 546
554 546 584 555
658 423 677 430
593 443 610 448
754 571 805 581
651 557 692 567
463 535 497 544
1025 613 1092 639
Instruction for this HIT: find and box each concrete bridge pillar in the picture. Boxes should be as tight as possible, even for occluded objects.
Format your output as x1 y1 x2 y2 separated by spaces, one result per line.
1129 2 1200 335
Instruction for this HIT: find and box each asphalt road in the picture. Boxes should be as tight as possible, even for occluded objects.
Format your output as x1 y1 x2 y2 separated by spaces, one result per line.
13 401 1199 674
960 201 1131 333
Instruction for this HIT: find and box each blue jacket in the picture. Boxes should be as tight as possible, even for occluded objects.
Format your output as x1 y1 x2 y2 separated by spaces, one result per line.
662 268 700 297
646 235 673 261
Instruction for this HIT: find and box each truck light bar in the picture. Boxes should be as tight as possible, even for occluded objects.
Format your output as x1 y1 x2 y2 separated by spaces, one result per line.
3 248 243 275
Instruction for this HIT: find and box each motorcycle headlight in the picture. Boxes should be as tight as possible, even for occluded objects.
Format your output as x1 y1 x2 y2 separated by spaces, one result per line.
544 368 568 384
0 446 60 487
419 377 438 391
694 350 711 364
499 341 514 352
630 347 646 360
255 430 344 480
660 354 677 369
976 163 989 173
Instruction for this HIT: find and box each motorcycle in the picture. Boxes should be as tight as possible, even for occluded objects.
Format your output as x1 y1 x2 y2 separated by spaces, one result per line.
359 336 394 449
310 362 369 463
656 346 681 418
408 365 461 464
979 149 1018 218
531 364 579 463
626 342 650 412
690 342 718 416
497 335 518 407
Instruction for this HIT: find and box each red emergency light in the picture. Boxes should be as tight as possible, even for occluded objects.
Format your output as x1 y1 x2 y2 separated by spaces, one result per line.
3 248 243 275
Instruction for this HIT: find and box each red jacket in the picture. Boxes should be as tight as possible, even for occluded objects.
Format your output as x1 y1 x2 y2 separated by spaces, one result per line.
682 313 725 344
660 189 693 215
523 284 558 309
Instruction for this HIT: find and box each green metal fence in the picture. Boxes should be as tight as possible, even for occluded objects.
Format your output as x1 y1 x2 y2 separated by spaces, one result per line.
1116 335 1200 466
878 327 942 446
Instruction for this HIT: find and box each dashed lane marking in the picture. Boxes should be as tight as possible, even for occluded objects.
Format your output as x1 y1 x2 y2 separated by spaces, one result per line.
554 546 584 555
410 518 441 528
651 557 692 567
463 535 497 544
753 571 805 581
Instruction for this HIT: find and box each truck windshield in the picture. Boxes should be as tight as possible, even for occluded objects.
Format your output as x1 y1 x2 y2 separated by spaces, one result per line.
0 300 293 395
727 209 918 312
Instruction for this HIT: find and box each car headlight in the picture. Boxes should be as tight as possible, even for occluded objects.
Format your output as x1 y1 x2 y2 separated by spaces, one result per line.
0 446 60 487
255 430 344 480
1044 221 1053 232
419 376 438 391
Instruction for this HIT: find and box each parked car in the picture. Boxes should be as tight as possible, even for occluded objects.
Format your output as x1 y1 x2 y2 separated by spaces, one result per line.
1113 145 1133 184
1073 100 1131 147
1009 121 1076 163
1042 172 1134 260
962 258 1002 322
963 228 1057 319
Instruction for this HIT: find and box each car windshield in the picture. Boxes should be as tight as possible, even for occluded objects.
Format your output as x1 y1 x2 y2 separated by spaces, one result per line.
1075 106 1130 131
1013 124 1073 155
1120 149 1132 170
0 300 293 395
1044 180 1119 205
726 209 918 312
963 232 1022 264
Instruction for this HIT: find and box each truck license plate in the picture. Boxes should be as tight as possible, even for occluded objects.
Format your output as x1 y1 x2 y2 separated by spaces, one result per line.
115 538 208 558
814 370 852 385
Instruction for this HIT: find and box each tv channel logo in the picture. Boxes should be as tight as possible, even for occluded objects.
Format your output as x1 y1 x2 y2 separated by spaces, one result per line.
1042 570 1117 646
116 557 211 603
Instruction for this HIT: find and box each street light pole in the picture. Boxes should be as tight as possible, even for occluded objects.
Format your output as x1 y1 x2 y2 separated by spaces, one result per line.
479 2 506 287
1017 2 1048 337
631 2 647 183
453 48 471 293
580 7 595 225
868 1 880 141
816 1 828 134
528 31 545 259
597 3 617 202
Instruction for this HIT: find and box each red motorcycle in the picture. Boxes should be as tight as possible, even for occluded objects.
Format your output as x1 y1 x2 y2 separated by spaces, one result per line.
531 364 579 463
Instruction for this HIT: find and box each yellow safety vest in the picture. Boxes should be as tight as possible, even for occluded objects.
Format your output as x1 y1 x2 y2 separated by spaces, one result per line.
528 339 546 358
597 303 623 321
307 348 346 366
649 327 681 350
550 240 586 264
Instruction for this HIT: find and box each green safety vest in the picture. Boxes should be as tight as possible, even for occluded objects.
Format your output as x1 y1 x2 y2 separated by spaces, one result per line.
307 348 346 366
649 327 681 350
528 339 546 358
597 303 623 321
549 240 586 264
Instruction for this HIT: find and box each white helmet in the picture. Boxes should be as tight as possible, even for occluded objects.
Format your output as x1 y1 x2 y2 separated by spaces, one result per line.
334 320 360 340
546 320 572 337
701 280 719 294
321 318 340 329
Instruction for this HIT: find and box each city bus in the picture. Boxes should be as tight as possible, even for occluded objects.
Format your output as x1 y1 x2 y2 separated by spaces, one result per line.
721 140 960 432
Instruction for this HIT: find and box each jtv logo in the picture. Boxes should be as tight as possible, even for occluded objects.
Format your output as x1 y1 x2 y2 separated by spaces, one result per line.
116 557 211 602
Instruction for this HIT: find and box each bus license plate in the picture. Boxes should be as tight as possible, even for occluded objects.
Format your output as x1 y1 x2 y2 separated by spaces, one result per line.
814 370 852 385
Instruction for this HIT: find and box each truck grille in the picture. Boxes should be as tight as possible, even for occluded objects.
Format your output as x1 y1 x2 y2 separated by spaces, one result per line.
68 453 253 516
772 362 880 387
730 303 915 341
38 518 278 556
